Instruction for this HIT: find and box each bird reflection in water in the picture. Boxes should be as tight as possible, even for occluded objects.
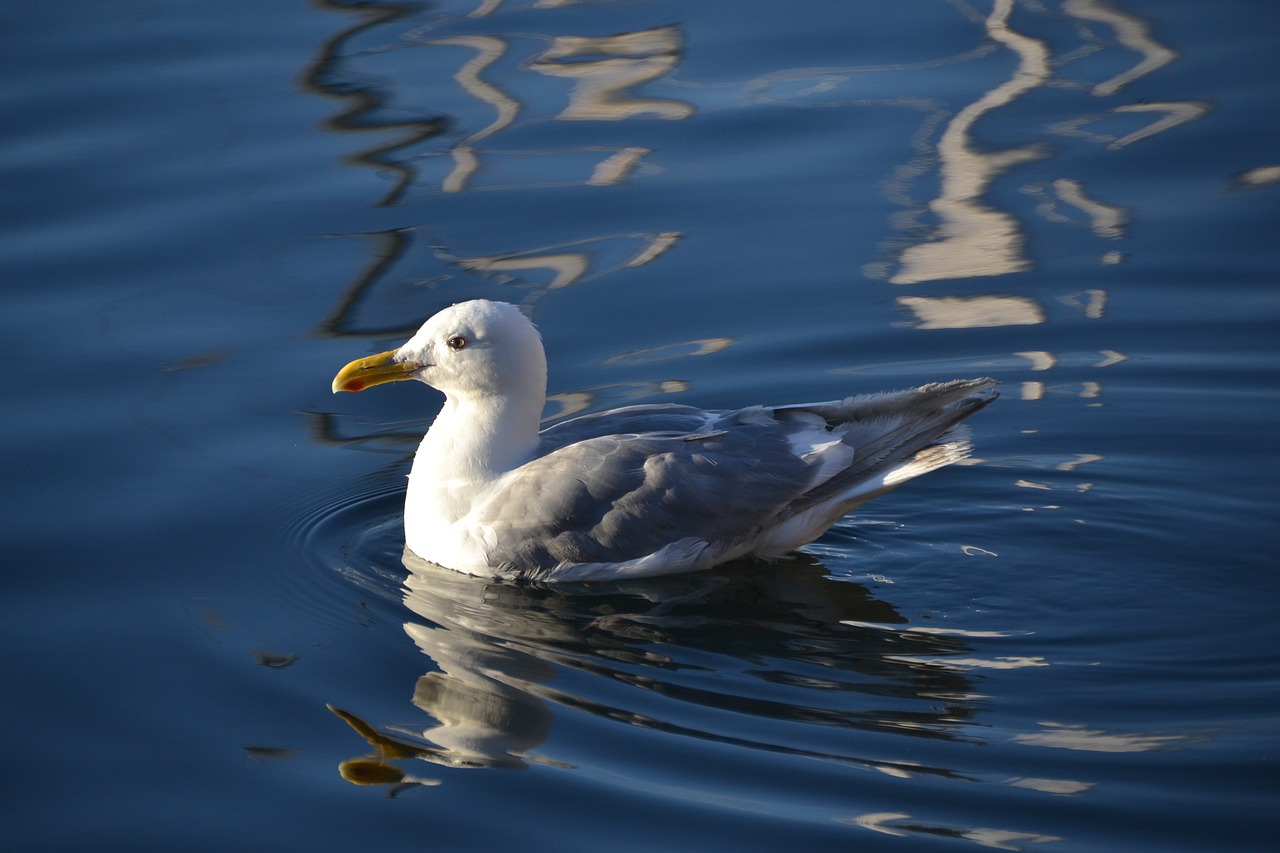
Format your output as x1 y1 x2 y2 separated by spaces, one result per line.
330 552 988 792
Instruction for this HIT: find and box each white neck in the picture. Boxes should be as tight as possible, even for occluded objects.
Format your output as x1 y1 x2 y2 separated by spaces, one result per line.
406 389 542 523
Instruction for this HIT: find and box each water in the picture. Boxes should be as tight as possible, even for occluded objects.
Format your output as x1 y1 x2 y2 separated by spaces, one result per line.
5 0 1278 849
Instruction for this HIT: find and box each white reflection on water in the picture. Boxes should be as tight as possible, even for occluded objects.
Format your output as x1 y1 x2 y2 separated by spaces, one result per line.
531 27 694 121
449 232 681 292
1007 776 1094 795
543 379 689 421
887 655 1050 671
427 26 690 192
897 294 1044 329
1236 164 1280 188
1051 178 1127 238
605 337 735 365
428 35 517 192
891 0 1050 285
1012 721 1189 753
1049 100 1212 150
846 811 1063 850
889 0 1192 289
1064 0 1177 97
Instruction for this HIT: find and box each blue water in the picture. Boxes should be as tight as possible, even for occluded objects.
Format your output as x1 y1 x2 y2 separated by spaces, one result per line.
5 0 1279 849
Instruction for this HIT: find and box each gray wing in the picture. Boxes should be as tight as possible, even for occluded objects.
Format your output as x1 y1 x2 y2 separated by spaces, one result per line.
481 418 813 573
489 379 997 576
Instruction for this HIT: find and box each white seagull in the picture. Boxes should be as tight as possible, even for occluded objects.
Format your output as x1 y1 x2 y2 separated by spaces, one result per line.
332 300 996 582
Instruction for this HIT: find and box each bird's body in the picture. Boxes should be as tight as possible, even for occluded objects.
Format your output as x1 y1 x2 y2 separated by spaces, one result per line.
333 300 996 581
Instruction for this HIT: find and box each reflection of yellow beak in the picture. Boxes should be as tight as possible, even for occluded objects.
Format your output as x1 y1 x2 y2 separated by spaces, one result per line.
331 350 421 393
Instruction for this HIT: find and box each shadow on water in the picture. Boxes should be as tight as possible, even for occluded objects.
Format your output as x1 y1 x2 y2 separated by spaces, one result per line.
329 551 985 795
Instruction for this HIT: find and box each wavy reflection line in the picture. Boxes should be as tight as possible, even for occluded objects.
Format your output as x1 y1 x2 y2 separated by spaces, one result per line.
1063 0 1178 97
530 26 694 121
588 146 653 185
845 812 1063 849
316 227 681 355
468 0 502 17
891 0 1051 284
308 12 685 196
1107 101 1211 148
301 1 446 206
435 36 518 141
430 28 689 191
462 252 589 289
605 338 734 366
1047 100 1211 149
743 41 999 106
315 228 421 337
1052 179 1126 238
429 145 662 193
445 231 681 292
545 380 690 422
429 36 520 192
1058 288 1108 319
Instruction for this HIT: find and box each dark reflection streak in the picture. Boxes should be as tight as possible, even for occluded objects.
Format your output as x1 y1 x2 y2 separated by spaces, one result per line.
306 232 427 448
528 681 977 782
300 0 446 207
314 228 423 338
526 647 979 740
304 410 421 448
531 628 976 722
533 666 977 742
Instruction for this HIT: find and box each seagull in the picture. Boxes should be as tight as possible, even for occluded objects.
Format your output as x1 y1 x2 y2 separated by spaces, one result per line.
332 300 996 582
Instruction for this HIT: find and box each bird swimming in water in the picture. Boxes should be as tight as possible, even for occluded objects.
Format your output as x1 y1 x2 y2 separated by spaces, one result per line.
332 299 996 582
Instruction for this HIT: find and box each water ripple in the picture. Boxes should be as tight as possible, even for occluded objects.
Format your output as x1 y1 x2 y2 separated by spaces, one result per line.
319 545 1031 794
283 476 409 625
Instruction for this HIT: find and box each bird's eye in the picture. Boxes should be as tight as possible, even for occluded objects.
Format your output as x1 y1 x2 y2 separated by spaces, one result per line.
446 335 468 351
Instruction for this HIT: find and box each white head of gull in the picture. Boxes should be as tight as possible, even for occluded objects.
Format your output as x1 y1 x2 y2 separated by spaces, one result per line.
333 299 996 582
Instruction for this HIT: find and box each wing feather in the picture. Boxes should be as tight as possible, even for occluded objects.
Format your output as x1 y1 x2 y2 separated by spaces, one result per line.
478 379 997 576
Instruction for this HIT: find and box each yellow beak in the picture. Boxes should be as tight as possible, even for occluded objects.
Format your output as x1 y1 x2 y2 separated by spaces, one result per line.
331 349 422 393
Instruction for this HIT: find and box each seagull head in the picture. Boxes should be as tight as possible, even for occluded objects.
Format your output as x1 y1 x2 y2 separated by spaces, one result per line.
332 300 547 401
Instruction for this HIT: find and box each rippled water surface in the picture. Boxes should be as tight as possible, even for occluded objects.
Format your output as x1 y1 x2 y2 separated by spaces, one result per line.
6 0 1279 849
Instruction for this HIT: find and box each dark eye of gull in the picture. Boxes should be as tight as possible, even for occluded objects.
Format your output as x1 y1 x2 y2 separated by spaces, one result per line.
447 335 468 351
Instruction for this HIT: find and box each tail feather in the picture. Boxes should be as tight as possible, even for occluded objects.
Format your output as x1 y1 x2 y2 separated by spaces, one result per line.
778 377 997 425
785 379 997 516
